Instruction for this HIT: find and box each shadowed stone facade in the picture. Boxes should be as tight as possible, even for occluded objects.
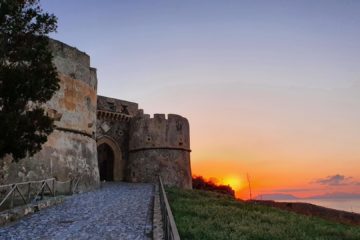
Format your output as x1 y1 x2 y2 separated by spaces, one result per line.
0 40 192 190
128 114 191 188
96 97 192 189
0 40 100 191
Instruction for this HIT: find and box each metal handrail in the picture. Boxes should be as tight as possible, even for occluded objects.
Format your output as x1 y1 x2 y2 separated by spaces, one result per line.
0 177 80 210
158 176 181 240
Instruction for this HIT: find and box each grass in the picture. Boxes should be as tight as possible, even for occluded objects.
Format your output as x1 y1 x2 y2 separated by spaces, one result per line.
166 188 360 240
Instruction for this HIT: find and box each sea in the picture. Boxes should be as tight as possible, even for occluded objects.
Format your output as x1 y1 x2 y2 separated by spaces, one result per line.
278 198 360 214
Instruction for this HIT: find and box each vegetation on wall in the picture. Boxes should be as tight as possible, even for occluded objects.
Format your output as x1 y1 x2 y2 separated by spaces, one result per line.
0 0 59 160
167 187 360 240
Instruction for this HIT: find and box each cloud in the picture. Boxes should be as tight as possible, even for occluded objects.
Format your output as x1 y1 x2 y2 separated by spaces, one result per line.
313 174 354 186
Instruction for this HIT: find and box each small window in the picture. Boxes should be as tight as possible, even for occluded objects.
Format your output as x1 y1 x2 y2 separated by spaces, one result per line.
121 104 130 115
107 102 116 112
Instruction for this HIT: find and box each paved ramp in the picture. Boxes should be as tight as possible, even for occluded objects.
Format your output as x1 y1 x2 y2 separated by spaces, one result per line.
0 183 154 240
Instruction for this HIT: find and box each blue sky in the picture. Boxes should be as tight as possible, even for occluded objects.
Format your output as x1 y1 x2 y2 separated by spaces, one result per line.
43 1 360 96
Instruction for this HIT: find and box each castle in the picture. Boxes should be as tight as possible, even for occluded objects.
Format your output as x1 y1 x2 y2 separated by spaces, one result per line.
0 40 192 190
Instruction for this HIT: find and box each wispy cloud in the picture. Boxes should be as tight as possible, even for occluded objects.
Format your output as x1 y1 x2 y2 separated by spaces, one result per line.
313 174 359 186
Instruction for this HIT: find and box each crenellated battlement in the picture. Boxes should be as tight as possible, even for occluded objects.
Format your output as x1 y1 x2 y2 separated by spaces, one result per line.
124 112 192 188
129 113 190 152
97 95 139 117
49 39 97 89
138 113 187 121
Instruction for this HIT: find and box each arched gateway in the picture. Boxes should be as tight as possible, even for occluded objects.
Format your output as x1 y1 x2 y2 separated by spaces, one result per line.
96 136 125 181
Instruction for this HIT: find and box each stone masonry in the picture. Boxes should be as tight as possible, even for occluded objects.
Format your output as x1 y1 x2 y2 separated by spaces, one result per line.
97 96 192 189
0 39 192 190
0 40 100 192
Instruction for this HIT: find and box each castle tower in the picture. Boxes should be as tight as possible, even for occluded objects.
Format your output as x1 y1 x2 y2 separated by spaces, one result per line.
96 96 192 189
0 40 100 191
127 114 192 189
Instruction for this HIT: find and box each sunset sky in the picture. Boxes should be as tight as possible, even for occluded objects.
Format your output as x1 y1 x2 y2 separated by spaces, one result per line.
43 0 360 199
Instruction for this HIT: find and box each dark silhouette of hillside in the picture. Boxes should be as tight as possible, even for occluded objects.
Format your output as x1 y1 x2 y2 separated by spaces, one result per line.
192 176 235 198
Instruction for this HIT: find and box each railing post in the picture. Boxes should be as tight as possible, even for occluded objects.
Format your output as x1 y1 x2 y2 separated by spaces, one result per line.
70 179 73 195
27 182 31 202
10 185 15 209
41 181 44 200
52 179 56 197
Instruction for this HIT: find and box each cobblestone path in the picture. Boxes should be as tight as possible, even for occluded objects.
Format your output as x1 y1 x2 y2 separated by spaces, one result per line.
0 183 154 240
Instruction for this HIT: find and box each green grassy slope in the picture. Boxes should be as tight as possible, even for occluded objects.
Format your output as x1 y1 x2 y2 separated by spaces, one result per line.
166 188 360 240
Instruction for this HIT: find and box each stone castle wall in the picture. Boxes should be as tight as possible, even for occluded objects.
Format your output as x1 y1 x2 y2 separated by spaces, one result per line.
0 39 192 191
0 40 100 191
128 114 192 188
96 96 139 181
96 96 192 189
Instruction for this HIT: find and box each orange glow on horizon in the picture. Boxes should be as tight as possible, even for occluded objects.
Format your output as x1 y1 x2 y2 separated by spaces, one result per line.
221 176 245 192
191 158 360 200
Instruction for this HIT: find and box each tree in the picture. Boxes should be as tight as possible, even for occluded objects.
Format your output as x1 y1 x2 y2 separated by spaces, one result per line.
0 0 59 161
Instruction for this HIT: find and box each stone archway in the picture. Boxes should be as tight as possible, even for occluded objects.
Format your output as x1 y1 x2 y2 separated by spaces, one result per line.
97 143 114 181
96 136 124 181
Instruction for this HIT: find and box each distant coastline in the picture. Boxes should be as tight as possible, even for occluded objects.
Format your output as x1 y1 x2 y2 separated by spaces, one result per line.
255 193 360 214
250 199 360 226
256 192 360 201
